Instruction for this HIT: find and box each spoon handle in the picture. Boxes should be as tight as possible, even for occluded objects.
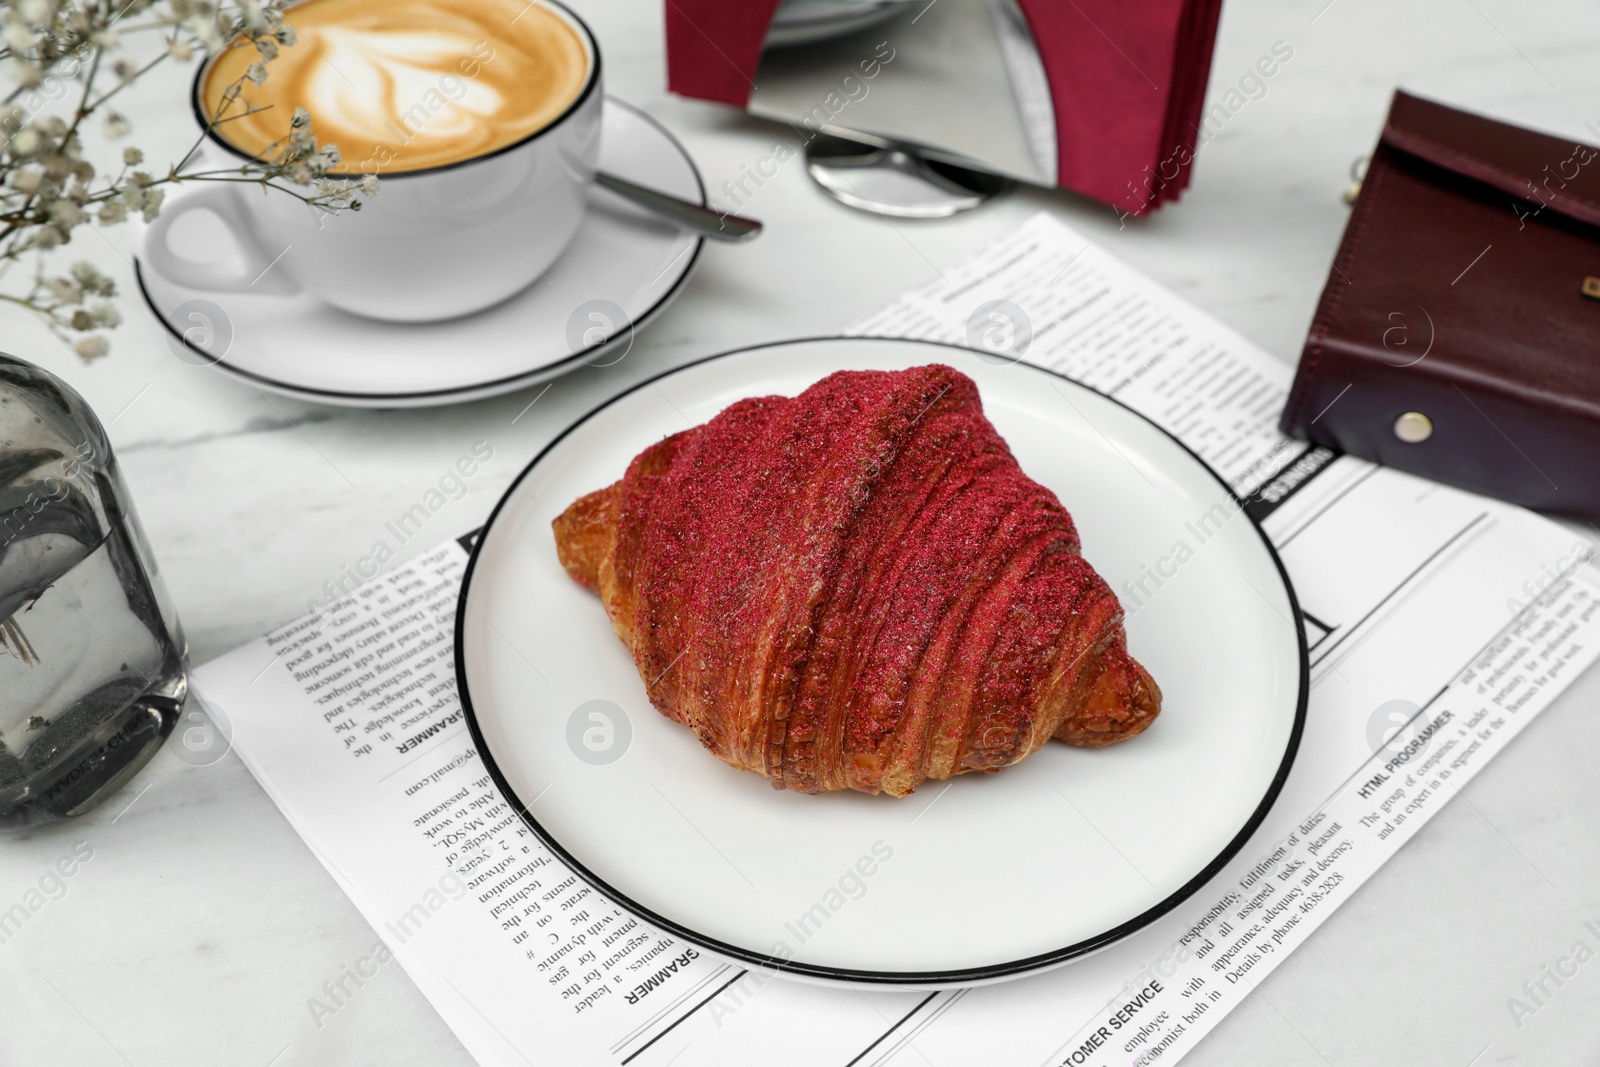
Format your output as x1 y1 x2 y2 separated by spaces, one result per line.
595 171 763 243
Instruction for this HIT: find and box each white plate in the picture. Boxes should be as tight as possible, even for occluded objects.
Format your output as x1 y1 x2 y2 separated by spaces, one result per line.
765 0 917 48
133 99 703 408
457 338 1307 987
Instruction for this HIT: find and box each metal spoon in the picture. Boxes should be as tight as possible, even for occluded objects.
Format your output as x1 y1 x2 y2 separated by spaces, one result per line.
594 171 763 243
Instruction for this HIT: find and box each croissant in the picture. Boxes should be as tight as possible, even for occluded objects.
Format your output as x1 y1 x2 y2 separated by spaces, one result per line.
553 364 1160 796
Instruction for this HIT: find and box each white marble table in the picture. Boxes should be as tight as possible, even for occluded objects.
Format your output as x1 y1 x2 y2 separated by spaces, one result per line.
5 0 1600 1062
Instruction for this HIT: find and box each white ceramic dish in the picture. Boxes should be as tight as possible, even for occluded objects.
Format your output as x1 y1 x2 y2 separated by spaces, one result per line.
133 99 702 408
765 0 918 48
456 337 1307 988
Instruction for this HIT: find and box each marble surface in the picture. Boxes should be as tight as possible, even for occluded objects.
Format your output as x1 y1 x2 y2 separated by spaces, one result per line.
5 0 1600 1063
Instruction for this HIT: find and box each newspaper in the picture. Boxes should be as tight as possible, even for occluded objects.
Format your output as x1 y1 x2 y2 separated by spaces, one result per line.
192 213 1600 1067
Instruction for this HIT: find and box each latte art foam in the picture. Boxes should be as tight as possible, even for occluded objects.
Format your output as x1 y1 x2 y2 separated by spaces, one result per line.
204 0 589 173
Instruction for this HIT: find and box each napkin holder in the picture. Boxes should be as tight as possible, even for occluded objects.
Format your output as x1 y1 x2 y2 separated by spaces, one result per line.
1281 90 1600 518
663 0 1224 217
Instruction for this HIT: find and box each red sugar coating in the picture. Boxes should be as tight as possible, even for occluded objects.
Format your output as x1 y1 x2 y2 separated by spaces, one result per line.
577 364 1160 796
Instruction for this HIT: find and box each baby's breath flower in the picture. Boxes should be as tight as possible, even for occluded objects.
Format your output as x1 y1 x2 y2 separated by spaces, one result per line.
122 146 142 166
47 199 83 226
358 173 379 196
19 0 53 26
73 335 108 360
10 128 41 156
91 302 121 328
102 112 131 139
97 200 126 224
4 21 34 51
70 262 114 296
167 37 192 60
245 61 267 85
70 308 94 330
185 13 222 50
45 278 81 304
138 187 163 221
290 107 310 128
9 168 42 194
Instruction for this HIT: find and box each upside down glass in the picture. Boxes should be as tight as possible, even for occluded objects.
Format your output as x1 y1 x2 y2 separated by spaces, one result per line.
0 353 186 833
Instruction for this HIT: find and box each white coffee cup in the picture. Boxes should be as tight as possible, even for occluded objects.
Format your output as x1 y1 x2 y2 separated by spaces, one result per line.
144 0 603 323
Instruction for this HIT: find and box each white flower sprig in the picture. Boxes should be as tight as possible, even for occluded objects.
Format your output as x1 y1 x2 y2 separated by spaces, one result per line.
0 0 377 358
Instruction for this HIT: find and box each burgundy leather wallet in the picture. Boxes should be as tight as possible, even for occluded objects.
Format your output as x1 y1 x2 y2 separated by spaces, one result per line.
1280 90 1600 517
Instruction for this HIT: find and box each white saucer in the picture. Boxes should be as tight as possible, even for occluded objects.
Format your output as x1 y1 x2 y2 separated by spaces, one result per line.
456 338 1307 988
133 99 704 408
765 0 917 48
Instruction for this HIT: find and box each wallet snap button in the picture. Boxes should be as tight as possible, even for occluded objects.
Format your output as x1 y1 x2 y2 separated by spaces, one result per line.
1394 411 1433 443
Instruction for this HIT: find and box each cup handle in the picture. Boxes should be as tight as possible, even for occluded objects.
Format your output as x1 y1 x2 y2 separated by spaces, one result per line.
142 182 300 295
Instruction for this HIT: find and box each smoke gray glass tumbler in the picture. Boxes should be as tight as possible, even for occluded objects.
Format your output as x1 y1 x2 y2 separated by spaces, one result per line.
0 353 187 832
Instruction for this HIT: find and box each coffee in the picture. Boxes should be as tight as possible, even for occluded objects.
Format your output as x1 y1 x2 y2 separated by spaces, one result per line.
203 0 590 174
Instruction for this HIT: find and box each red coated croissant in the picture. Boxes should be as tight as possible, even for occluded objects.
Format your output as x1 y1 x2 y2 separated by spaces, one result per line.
553 364 1160 796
